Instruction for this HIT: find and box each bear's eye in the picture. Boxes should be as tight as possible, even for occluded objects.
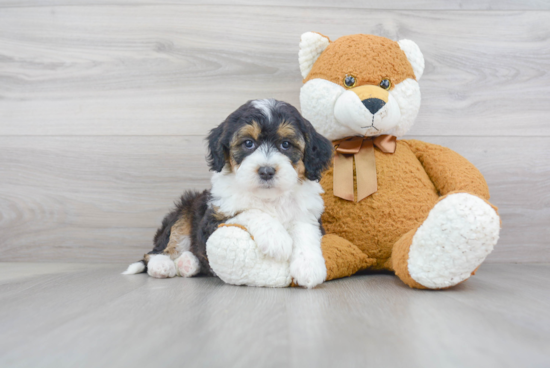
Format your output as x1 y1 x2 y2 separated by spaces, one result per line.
243 140 255 149
344 75 356 88
380 79 391 90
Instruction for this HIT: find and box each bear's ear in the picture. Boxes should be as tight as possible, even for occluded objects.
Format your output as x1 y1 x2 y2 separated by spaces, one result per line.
398 39 425 80
299 32 330 79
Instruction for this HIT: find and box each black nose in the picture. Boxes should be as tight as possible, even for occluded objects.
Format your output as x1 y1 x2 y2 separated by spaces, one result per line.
362 98 386 115
258 166 276 181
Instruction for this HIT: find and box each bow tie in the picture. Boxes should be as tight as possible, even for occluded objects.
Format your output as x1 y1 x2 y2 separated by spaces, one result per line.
333 135 397 202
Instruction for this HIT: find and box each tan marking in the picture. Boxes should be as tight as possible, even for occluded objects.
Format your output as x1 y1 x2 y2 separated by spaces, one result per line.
304 34 415 88
212 206 230 222
277 121 297 138
217 223 254 240
351 85 389 103
293 160 307 181
163 215 191 259
227 121 261 172
143 254 151 262
277 121 305 152
231 120 261 147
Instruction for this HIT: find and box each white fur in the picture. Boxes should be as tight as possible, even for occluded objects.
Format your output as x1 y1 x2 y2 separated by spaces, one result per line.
385 78 422 137
121 261 145 275
227 209 293 261
207 226 292 287
299 32 330 79
300 78 353 141
334 88 402 136
398 39 425 80
175 236 191 256
252 98 279 122
301 77 421 139
408 193 500 289
147 254 177 279
288 221 326 289
175 251 201 277
232 145 300 199
208 142 327 288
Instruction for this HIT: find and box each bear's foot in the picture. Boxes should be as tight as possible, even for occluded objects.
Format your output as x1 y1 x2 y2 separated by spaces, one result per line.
206 224 292 288
406 193 500 289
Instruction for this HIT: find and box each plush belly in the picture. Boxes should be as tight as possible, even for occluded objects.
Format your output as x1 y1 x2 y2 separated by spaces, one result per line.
321 141 439 263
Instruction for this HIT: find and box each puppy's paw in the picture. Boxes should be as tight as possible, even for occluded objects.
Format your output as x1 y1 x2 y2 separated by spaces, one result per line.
147 255 177 279
254 228 293 262
290 251 327 289
175 251 200 277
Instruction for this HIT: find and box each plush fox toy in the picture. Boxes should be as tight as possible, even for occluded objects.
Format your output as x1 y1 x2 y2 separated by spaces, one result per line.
299 33 501 289
207 33 501 289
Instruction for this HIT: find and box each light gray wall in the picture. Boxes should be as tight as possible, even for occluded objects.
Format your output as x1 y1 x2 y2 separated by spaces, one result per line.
1 1 548 263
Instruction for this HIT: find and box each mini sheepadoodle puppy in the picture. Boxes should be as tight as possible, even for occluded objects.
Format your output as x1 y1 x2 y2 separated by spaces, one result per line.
123 99 333 288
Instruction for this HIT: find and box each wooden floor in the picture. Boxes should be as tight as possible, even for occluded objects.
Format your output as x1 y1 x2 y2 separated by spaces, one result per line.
1 263 549 368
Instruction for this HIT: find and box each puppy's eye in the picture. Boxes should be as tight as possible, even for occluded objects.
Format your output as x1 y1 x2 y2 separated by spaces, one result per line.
344 75 356 88
243 140 255 149
380 79 391 90
280 141 291 150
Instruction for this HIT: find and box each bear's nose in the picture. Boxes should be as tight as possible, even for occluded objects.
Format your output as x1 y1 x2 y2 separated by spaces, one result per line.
362 98 386 115
258 166 276 181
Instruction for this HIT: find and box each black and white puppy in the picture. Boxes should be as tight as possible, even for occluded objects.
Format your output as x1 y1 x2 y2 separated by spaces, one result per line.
123 99 333 288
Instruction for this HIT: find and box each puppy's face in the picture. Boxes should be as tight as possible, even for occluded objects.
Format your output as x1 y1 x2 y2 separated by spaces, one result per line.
207 99 333 198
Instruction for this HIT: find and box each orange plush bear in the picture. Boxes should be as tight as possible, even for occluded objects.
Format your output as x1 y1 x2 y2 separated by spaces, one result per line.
299 33 501 289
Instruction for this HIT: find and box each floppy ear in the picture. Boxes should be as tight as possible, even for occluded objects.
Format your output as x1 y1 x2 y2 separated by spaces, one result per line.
206 123 227 172
398 39 425 80
299 32 330 79
301 117 333 181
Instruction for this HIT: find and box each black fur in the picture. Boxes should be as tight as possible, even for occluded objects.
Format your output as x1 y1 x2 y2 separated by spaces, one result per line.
146 190 224 276
277 103 333 181
206 100 333 179
206 124 226 172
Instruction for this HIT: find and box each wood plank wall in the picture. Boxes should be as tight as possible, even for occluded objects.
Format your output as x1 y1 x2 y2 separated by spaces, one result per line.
1 1 548 263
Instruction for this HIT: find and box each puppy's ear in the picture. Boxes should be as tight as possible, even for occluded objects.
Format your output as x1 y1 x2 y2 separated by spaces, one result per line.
206 123 227 172
301 117 333 181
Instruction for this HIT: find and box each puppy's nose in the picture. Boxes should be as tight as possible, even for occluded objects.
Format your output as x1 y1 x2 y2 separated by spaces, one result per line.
258 166 276 181
362 98 386 115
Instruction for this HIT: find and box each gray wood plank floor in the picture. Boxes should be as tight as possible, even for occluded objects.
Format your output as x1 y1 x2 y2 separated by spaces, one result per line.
1 263 549 368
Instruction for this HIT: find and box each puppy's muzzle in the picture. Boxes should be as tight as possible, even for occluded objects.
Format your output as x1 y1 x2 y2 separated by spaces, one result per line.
258 166 276 181
352 85 388 115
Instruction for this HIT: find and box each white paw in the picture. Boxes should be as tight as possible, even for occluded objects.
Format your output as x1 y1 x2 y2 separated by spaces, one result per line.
175 251 200 277
408 193 500 289
254 227 293 262
147 254 177 279
290 251 327 289
206 226 292 288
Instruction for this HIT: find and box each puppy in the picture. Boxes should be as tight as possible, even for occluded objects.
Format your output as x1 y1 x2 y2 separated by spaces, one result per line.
123 99 333 288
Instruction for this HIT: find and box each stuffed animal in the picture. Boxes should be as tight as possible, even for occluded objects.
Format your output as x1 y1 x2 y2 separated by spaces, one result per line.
207 33 501 289
298 32 500 289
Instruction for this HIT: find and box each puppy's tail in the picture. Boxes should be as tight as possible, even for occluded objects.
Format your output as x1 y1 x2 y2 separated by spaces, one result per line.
122 260 146 275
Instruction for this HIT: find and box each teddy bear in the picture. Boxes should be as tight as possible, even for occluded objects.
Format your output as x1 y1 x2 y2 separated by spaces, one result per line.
206 33 501 289
298 32 501 289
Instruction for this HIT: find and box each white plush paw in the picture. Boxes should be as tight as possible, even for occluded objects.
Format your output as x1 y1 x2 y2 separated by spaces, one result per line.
290 251 327 289
206 225 292 288
253 227 293 262
175 251 200 277
408 193 500 289
147 254 177 279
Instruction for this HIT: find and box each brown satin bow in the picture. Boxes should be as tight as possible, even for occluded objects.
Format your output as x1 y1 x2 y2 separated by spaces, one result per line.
333 135 397 202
